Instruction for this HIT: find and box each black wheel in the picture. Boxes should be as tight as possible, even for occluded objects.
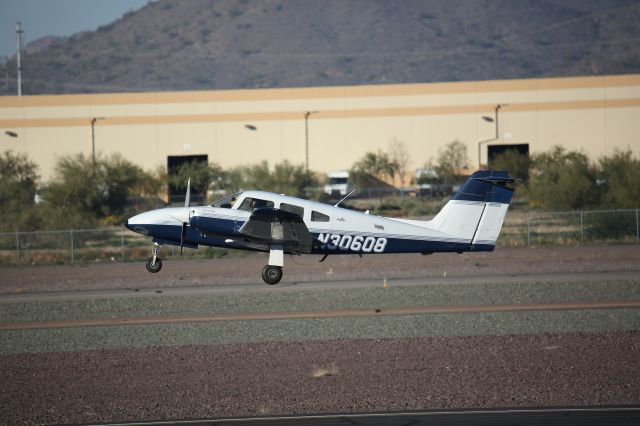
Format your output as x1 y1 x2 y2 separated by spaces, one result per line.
262 265 283 285
145 257 163 273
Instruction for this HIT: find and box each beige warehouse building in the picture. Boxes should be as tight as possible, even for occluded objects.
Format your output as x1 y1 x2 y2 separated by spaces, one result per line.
1 73 639 183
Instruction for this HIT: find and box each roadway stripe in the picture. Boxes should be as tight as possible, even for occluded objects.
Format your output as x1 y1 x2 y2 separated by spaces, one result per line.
2 300 639 331
79 406 640 426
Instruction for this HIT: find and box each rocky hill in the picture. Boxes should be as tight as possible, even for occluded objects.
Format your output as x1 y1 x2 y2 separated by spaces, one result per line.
4 0 640 95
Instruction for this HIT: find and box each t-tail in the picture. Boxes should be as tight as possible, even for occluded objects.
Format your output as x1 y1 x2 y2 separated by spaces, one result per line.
429 170 516 251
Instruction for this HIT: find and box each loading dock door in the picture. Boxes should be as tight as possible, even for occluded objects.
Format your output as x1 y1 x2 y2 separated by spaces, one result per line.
487 143 529 163
167 155 208 204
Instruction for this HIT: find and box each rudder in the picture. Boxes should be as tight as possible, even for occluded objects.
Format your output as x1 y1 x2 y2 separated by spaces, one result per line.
430 170 515 250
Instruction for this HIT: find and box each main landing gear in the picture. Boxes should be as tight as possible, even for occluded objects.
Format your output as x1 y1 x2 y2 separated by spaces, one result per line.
145 243 162 273
262 265 282 285
261 244 284 285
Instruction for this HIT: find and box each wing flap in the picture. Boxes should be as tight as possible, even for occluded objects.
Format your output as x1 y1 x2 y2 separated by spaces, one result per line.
239 208 313 254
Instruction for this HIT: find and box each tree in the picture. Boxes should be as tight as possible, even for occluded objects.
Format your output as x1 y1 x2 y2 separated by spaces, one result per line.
350 150 398 187
38 153 160 228
489 149 531 182
167 160 225 202
598 148 640 208
271 160 318 196
389 138 410 187
239 161 272 191
527 146 600 210
434 140 468 184
231 160 318 197
0 151 39 231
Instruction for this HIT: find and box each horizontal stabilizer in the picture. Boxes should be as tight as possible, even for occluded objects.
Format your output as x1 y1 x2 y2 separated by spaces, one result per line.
451 170 515 204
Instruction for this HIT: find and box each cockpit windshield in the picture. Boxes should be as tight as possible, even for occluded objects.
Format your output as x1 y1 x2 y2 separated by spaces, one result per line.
210 192 242 208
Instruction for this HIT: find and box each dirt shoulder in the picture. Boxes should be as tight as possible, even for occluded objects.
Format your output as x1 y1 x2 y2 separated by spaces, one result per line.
1 332 638 424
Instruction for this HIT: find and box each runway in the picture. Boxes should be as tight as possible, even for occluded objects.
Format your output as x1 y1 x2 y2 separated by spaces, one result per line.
2 299 640 331
91 407 640 426
1 270 638 304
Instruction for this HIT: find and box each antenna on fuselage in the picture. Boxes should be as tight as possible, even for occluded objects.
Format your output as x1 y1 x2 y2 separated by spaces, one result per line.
334 187 358 207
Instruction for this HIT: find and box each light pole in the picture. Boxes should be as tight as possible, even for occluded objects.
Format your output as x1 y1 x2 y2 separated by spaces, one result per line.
304 111 318 171
477 104 509 169
91 117 105 175
16 22 23 96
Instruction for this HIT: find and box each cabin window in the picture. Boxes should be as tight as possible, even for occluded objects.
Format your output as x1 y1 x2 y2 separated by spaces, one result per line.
311 210 330 222
280 203 304 218
238 197 274 212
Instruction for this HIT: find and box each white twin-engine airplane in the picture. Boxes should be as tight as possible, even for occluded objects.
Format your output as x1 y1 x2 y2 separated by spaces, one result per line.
126 170 515 285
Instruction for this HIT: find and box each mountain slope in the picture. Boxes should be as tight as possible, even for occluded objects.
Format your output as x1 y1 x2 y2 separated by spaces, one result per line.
6 0 640 95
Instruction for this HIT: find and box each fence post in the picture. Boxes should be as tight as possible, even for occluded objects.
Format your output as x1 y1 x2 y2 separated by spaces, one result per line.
70 230 74 263
636 208 639 242
526 212 531 246
15 231 20 266
580 211 584 245
121 227 125 261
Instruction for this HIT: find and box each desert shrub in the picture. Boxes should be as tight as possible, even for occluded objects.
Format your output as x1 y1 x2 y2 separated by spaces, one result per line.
585 210 637 241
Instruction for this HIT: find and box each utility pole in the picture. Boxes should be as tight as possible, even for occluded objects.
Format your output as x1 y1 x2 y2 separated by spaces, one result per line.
16 22 23 96
304 111 318 171
91 117 105 175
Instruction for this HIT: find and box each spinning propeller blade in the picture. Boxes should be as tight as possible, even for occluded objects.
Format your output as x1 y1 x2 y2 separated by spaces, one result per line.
184 177 191 208
181 177 191 255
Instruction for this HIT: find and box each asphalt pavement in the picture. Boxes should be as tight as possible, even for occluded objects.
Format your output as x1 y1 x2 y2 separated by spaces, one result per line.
1 270 638 303
90 407 640 426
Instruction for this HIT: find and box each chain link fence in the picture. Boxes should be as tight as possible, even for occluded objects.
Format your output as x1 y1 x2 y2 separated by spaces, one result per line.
500 209 640 246
0 209 638 266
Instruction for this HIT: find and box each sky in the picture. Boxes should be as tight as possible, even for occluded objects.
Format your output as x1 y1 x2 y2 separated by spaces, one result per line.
0 0 152 58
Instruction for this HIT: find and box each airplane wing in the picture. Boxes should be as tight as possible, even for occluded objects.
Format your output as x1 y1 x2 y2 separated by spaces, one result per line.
238 208 313 254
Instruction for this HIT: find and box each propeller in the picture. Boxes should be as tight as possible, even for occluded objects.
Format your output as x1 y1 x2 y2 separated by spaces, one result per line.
180 222 186 255
184 177 191 208
180 177 191 255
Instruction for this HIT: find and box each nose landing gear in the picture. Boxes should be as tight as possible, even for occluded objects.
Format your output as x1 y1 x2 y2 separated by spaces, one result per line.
145 243 163 273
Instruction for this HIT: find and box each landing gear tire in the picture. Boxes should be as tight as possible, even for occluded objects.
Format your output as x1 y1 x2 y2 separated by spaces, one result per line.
262 265 283 285
146 257 163 273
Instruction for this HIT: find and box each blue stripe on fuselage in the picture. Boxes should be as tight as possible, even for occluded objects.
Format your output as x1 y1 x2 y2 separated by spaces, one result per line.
308 233 493 254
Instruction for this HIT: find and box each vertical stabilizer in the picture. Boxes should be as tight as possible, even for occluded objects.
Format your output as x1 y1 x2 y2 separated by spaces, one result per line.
430 170 515 250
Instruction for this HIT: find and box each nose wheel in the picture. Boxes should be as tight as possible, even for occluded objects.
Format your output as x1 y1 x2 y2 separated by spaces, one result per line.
145 243 163 273
262 265 282 285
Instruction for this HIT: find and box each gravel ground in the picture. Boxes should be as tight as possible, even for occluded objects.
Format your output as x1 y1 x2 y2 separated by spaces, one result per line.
3 308 640 354
1 244 639 294
1 332 639 424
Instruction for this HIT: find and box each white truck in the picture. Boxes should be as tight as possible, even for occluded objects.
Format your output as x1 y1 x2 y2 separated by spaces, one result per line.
324 171 352 197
